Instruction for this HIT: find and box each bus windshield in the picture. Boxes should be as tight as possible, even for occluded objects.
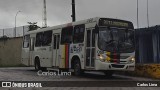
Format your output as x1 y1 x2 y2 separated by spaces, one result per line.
98 27 135 53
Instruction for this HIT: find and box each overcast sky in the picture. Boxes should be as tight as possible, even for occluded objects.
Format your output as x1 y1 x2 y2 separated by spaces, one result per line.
0 0 160 29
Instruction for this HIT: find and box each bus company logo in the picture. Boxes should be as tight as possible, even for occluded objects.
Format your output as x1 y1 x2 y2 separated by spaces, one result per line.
2 82 11 87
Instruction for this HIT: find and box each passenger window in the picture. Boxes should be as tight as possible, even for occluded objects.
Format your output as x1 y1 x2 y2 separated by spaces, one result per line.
35 32 43 47
23 35 30 48
54 35 57 49
57 35 60 49
42 31 52 46
54 35 60 49
87 30 91 47
61 26 73 44
92 30 95 47
73 24 85 43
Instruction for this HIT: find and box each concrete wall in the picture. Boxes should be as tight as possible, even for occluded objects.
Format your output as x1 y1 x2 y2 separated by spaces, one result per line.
0 37 22 66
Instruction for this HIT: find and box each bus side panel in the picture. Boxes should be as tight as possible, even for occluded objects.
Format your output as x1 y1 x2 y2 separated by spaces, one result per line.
69 44 85 69
34 46 52 67
21 48 30 66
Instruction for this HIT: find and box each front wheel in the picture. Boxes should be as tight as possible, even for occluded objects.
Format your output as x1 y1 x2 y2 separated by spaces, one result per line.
74 60 82 76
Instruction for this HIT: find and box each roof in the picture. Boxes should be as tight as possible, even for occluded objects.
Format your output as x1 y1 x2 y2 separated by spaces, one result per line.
25 17 133 35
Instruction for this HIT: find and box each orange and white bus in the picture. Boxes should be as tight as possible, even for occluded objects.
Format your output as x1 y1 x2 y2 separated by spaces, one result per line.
21 17 135 76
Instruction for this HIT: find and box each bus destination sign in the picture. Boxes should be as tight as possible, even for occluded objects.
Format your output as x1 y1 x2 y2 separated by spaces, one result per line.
99 18 132 28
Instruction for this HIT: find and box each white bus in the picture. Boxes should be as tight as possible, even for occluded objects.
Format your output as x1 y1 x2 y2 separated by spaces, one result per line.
21 17 135 76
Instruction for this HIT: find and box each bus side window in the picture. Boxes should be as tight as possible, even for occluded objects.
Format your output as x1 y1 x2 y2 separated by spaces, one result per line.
42 31 52 46
35 32 43 47
61 26 73 44
54 35 60 49
57 35 60 49
23 35 30 48
73 24 85 43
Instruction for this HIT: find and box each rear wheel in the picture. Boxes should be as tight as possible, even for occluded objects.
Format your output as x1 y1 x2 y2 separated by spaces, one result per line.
74 60 82 76
41 67 47 71
35 60 41 71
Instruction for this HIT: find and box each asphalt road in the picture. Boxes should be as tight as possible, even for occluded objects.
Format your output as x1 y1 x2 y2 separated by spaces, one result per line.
0 67 159 90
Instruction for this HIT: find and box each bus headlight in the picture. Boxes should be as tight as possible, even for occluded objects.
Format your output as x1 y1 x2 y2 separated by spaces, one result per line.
99 55 105 62
130 57 135 63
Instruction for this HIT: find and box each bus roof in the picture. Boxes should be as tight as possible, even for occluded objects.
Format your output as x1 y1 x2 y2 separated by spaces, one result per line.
25 17 133 35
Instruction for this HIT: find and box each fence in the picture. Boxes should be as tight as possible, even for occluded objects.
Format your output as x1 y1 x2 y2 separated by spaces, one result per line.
136 25 160 63
0 25 29 38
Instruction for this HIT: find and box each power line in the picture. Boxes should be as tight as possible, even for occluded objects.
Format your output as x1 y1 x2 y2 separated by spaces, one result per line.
147 0 149 28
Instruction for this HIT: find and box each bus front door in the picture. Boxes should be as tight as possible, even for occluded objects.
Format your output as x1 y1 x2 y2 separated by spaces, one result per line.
53 34 60 67
85 29 95 68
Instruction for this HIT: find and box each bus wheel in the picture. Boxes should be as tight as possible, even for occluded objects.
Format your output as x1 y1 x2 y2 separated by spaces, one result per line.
41 67 47 71
74 60 82 76
104 71 114 78
35 60 40 71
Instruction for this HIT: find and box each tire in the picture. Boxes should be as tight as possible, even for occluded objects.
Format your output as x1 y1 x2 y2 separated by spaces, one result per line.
41 67 47 71
74 60 82 76
35 60 41 71
104 71 114 78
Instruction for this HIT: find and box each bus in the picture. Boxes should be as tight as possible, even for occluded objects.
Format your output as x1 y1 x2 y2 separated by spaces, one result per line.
21 17 135 76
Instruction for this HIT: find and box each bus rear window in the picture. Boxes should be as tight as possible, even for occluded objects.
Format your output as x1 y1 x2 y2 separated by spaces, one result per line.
23 35 30 48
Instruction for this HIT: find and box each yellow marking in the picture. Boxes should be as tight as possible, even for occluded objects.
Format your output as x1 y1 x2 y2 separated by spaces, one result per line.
106 56 111 61
106 52 111 56
106 52 111 61
63 45 66 68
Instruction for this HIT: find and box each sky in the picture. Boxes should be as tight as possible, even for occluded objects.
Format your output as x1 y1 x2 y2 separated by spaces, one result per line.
0 0 160 30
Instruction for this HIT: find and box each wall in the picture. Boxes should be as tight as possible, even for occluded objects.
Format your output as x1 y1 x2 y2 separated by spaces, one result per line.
0 37 23 66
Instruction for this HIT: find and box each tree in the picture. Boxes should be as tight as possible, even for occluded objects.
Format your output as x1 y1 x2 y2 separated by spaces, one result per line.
28 22 40 31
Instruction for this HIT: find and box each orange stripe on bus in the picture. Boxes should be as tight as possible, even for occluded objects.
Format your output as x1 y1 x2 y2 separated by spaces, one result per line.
65 44 69 68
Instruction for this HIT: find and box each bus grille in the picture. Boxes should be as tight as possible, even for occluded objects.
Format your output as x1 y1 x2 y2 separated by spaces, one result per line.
111 64 125 68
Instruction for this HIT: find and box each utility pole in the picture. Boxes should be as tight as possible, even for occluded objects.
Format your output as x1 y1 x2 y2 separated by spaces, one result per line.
15 10 21 37
3 29 4 36
42 0 47 27
147 0 149 28
137 0 139 29
23 26 24 37
71 0 76 22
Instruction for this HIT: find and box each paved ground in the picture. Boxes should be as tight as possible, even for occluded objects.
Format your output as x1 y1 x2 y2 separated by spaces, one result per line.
0 67 159 90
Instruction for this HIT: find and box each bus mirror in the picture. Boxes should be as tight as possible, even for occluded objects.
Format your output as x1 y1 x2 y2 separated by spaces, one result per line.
93 29 98 33
94 25 99 33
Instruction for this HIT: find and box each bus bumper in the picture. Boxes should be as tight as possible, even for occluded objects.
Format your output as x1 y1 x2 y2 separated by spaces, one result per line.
95 60 135 71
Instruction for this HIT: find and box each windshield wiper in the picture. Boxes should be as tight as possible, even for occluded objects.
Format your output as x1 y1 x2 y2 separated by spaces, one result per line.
105 40 119 51
106 40 118 46
106 40 113 46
